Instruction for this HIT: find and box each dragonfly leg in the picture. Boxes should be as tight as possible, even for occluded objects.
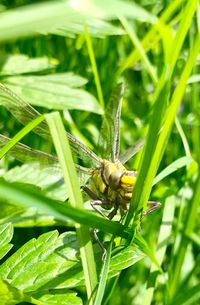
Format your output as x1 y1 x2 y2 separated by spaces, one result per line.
91 200 110 219
81 185 98 199
91 200 118 260
141 201 161 219
93 228 107 260
91 200 108 260
107 206 118 220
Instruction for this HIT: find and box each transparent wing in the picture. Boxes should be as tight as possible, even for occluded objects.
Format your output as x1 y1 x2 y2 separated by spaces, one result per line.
119 139 144 164
0 134 57 165
0 134 92 177
0 83 101 166
98 83 124 162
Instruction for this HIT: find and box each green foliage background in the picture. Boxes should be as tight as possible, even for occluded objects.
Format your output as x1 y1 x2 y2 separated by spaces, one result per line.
0 0 199 305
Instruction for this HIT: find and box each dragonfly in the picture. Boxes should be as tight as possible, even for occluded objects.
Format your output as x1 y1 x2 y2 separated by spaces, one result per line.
0 82 160 220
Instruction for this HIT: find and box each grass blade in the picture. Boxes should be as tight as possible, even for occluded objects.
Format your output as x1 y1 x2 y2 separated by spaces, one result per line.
84 22 105 108
45 112 97 304
0 179 131 238
0 115 44 159
94 240 113 305
153 156 194 186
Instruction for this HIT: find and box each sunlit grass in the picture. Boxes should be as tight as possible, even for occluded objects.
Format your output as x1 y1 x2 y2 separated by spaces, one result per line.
0 1 199 305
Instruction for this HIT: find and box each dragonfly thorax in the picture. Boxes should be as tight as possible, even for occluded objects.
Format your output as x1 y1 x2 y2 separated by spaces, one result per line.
87 160 137 210
102 160 136 190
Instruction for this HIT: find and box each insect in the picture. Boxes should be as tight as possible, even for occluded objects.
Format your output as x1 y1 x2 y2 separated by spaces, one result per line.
0 83 160 221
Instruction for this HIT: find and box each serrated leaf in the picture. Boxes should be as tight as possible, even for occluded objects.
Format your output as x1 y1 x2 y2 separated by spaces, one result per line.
4 74 103 114
108 245 145 278
0 228 145 295
0 223 13 260
0 231 83 292
34 290 82 305
0 279 24 305
0 55 57 76
0 279 82 305
0 227 145 305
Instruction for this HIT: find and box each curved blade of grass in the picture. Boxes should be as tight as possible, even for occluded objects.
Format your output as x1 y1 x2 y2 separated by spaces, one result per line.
94 239 113 305
0 115 44 159
175 117 191 157
153 156 194 186
0 178 131 239
45 112 97 304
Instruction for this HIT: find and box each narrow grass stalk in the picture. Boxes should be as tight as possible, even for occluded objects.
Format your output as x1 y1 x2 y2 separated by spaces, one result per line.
0 115 44 159
84 22 105 108
119 15 158 84
189 26 200 162
141 196 176 305
94 239 113 305
175 117 191 157
45 112 97 305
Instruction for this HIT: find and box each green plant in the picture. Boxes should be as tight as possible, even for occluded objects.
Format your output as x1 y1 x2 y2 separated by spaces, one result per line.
0 1 199 304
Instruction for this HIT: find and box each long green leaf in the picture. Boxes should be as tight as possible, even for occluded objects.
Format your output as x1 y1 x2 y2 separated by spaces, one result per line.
0 179 131 239
0 1 123 42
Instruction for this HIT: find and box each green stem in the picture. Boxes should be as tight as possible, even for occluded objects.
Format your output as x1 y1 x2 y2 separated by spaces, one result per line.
84 22 105 108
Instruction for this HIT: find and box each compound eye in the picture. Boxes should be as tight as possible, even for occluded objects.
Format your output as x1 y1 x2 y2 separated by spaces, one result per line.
109 171 122 190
